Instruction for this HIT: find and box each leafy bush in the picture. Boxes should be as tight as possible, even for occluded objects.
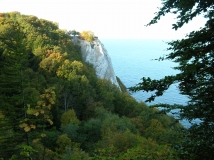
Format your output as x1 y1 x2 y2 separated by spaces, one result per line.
80 30 95 42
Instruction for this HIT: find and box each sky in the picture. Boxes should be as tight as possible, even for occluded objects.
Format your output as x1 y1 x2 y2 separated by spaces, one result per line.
0 0 206 39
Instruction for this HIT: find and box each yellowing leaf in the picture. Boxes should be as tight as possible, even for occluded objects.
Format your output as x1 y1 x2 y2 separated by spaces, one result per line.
33 138 40 143
30 124 36 129
42 102 46 107
44 115 49 119
41 133 46 138
40 94 45 99
37 101 43 105
35 105 40 109
47 119 53 125
40 109 44 114
24 126 31 132
27 108 34 115
49 98 55 104
34 112 39 116
45 93 50 98
19 123 28 128
47 104 51 110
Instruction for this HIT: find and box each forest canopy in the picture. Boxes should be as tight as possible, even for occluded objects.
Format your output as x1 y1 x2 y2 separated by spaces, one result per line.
0 12 183 159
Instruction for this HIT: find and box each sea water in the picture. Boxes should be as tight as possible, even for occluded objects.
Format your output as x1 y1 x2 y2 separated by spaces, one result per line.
101 39 192 127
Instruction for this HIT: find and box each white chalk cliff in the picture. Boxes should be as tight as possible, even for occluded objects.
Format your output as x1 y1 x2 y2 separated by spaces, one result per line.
73 37 120 88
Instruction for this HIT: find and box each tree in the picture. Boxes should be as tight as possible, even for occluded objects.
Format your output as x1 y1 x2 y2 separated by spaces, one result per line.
69 30 80 37
39 51 63 76
129 0 214 159
55 134 72 155
0 19 31 159
80 31 95 42
61 109 80 127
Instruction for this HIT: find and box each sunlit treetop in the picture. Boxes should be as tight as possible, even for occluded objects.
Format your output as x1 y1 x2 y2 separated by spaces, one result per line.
80 30 95 42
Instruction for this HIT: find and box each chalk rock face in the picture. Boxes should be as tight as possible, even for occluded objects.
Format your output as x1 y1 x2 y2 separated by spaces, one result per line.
73 37 120 88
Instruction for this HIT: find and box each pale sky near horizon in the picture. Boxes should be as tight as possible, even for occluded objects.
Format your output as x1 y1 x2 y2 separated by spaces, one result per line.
0 0 206 39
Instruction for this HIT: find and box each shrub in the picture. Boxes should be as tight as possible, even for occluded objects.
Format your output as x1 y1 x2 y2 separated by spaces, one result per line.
80 31 94 42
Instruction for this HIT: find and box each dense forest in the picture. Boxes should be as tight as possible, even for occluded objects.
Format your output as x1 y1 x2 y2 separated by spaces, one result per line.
0 12 183 159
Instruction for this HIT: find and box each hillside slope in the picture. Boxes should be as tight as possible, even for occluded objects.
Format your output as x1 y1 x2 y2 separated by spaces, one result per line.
0 12 183 159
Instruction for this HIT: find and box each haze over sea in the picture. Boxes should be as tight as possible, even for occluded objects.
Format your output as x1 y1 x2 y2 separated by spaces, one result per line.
101 39 193 127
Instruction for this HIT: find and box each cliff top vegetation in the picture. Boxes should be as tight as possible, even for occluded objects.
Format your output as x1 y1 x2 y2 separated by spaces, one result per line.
80 30 95 42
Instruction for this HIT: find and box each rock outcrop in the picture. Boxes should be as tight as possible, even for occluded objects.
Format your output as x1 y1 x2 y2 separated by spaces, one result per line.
73 37 120 88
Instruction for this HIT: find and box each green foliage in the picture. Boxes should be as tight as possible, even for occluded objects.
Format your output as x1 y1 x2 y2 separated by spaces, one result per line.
19 144 37 159
69 30 80 37
0 16 30 159
39 51 63 75
77 118 102 153
101 114 137 135
95 79 118 112
61 122 79 141
31 140 59 160
116 76 127 93
41 130 60 151
113 92 138 117
56 59 83 80
61 109 80 127
119 138 178 160
94 107 112 121
144 119 165 141
130 0 214 159
56 134 72 154
62 147 89 160
129 116 145 134
102 130 142 152
0 11 183 159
